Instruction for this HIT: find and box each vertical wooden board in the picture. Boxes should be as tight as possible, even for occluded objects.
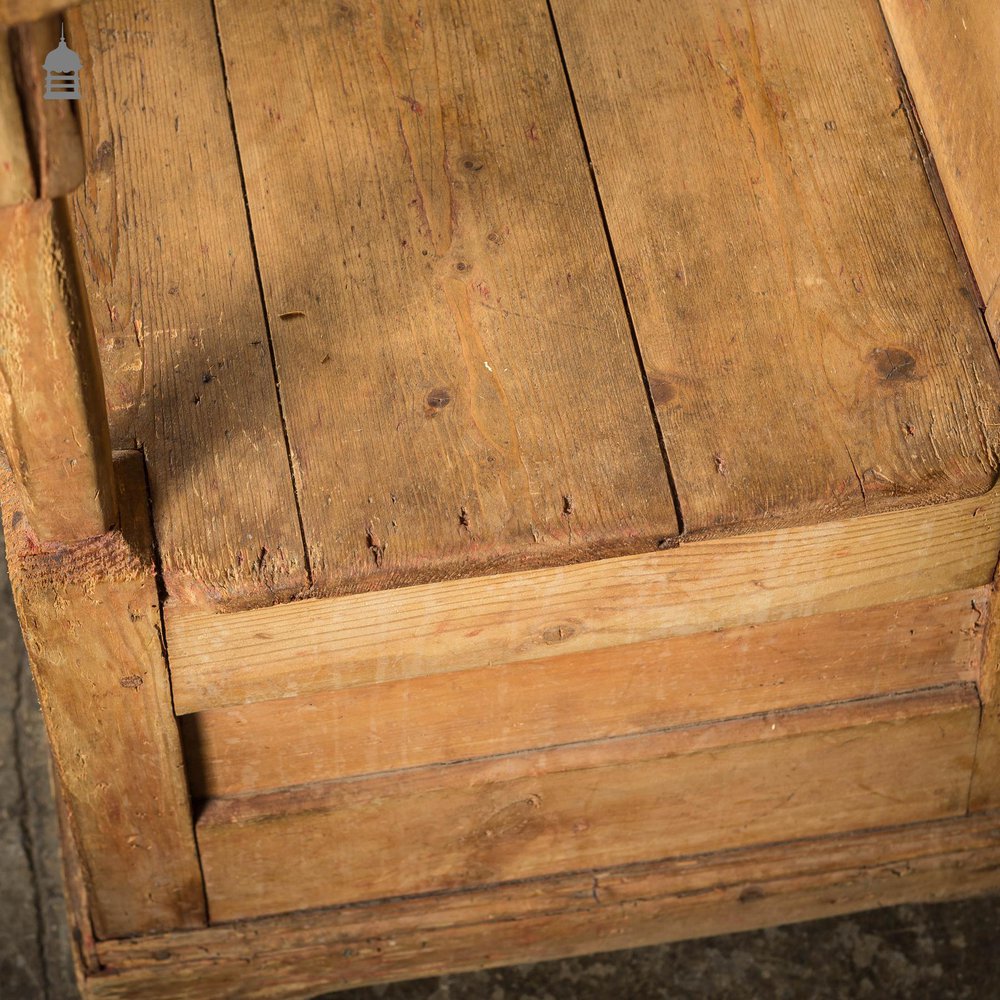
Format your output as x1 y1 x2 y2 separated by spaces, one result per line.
67 0 307 608
197 689 978 922
0 27 34 206
10 16 86 198
183 589 984 796
1 453 205 937
0 198 117 541
970 562 1000 812
213 0 678 596
880 0 1000 322
552 0 1000 534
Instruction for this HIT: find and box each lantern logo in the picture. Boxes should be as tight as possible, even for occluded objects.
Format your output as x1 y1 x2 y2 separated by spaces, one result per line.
43 24 81 101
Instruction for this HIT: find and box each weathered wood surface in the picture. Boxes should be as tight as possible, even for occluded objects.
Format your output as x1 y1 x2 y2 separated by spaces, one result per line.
185 588 983 796
82 812 1000 999
0 28 34 205
1 452 205 937
213 0 678 598
0 1 83 25
552 0 1000 534
197 687 978 921
167 484 1000 712
68 0 308 608
0 198 117 540
10 16 86 197
971 556 1000 812
881 0 1000 329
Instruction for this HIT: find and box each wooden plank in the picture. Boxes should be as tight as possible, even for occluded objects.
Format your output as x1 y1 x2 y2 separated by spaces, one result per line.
551 0 1000 534
196 687 978 922
0 27 34 206
167 483 1000 713
970 557 1000 811
10 15 86 198
0 198 117 541
1 452 206 937
1 1 84 25
213 0 678 597
880 0 1000 325
67 0 307 608
184 588 984 796
83 812 1000 999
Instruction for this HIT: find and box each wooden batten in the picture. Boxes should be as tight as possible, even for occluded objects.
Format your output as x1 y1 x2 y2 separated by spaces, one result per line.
167 484 1000 713
0 196 117 541
1 452 206 938
83 811 1000 1000
971 556 1000 812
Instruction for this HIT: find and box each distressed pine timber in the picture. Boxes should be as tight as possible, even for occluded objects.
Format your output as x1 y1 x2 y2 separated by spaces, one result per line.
212 0 678 597
184 589 983 796
197 687 979 922
73 813 1000 999
880 0 1000 330
0 28 34 205
550 0 1000 535
9 14 86 198
971 557 1000 811
0 198 117 541
0 0 84 24
166 483 1000 713
67 0 308 609
1 453 206 938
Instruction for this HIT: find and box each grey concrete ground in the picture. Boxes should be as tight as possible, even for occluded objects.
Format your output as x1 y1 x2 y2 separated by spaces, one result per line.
4 548 1000 1000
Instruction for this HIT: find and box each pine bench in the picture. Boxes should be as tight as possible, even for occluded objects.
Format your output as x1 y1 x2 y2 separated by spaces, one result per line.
2 0 1000 996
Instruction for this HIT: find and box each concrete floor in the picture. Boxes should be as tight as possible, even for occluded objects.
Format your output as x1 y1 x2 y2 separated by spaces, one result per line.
4 550 1000 1000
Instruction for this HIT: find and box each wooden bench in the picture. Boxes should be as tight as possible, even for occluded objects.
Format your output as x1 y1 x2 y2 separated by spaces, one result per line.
2 1 999 996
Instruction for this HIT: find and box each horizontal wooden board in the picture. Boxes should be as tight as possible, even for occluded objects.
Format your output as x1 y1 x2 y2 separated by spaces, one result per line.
213 0 678 598
88 811 1000 999
167 484 1000 713
184 589 984 796
197 687 979 922
552 0 1000 533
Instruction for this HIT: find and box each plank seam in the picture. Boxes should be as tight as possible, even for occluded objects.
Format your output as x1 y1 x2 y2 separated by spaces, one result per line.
195 681 976 809
544 0 685 535
133 445 212 913
207 0 313 588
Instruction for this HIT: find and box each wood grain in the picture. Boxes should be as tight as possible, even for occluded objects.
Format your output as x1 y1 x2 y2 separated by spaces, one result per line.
197 687 978 922
0 198 117 540
970 557 1000 812
0 1 85 25
10 15 86 198
880 0 1000 326
67 0 307 608
167 483 1000 713
84 812 1000 999
1 452 205 938
552 0 1000 534
0 28 34 205
184 588 983 796
213 0 677 597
